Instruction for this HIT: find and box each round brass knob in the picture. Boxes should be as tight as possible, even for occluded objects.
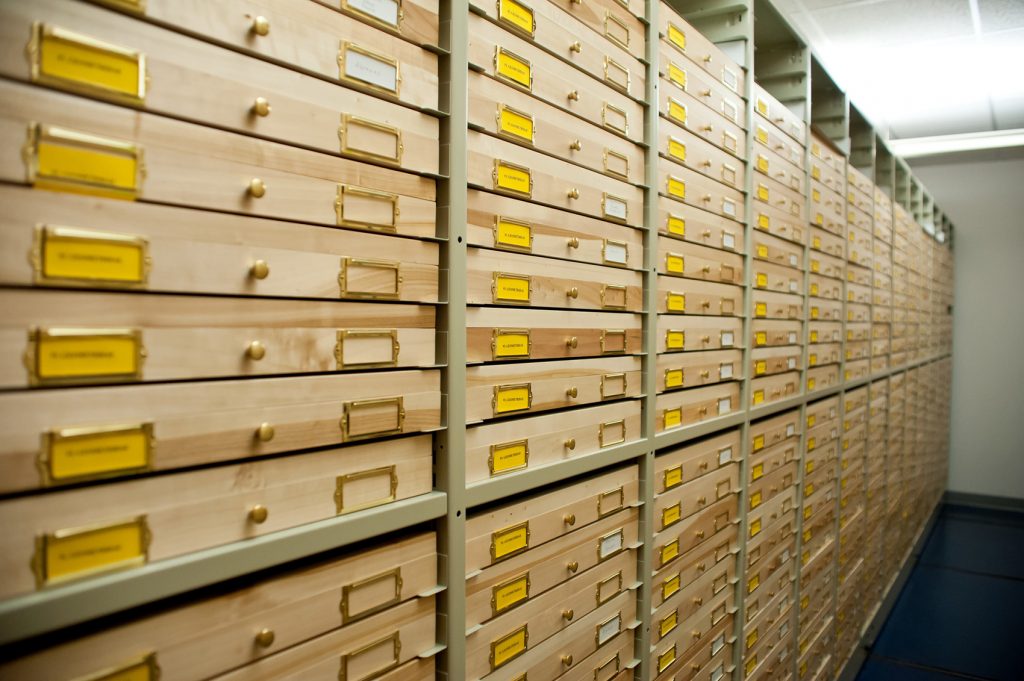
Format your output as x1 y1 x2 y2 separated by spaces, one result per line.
702 54 713 63
256 422 275 442
698 495 707 505
566 386 578 398
250 259 270 280
567 560 579 573
692 629 702 640
566 336 578 349
566 287 579 299
251 97 271 117
702 229 712 239
251 15 270 36
568 90 580 101
248 177 267 198
567 236 580 248
700 370 710 379
564 513 576 526
564 438 576 450
697 562 706 572
247 340 266 360
562 654 573 667
695 529 705 539
701 335 711 343
254 627 275 647
567 188 580 199
562 608 574 621
693 596 703 606
249 504 269 524
569 139 582 151
569 41 582 53
702 125 714 132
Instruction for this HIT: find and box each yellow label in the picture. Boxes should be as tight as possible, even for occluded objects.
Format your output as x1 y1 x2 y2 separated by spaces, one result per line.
813 188 821 202
815 212 824 226
753 434 765 451
803 528 812 542
662 503 681 528
494 274 530 302
667 24 687 51
756 272 768 288
499 0 535 35
756 126 768 144
496 49 532 89
667 177 686 199
809 353 818 366
757 155 769 172
755 302 767 317
750 490 762 509
665 369 683 388
494 332 530 358
495 162 531 196
747 628 760 649
666 330 685 349
756 244 769 258
491 441 528 473
812 165 821 179
755 360 767 375
37 27 144 101
810 330 819 342
664 465 683 489
667 214 685 237
757 214 770 230
666 254 684 274
667 292 685 312
757 184 769 201
661 539 679 564
807 414 816 427
810 282 819 296
498 107 534 143
659 646 676 673
493 574 530 613
491 626 527 669
494 385 531 414
40 227 147 285
34 130 139 200
756 98 769 116
749 517 762 537
33 330 141 383
753 389 765 405
808 377 816 390
46 424 151 483
811 307 820 319
806 460 815 474
755 331 767 346
811 259 820 273
660 610 678 637
40 518 147 584
662 574 680 600
668 99 687 125
668 137 687 162
746 656 758 676
808 437 816 451
751 463 764 480
664 408 682 429
804 505 812 520
813 236 822 249
492 523 529 560
668 62 687 89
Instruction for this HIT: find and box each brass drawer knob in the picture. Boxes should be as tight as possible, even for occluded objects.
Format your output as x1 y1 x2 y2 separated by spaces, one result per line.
701 160 712 168
255 422 275 442
567 187 580 199
248 177 267 198
698 495 707 505
562 608 575 621
693 596 703 606
701 89 712 97
249 504 269 524
702 229 712 239
564 438 576 450
564 513 576 526
566 336 578 349
701 125 713 133
697 561 706 572
702 54 713 64
251 97 271 117
566 386 578 398
700 370 710 379
567 560 579 573
249 259 270 280
568 89 580 101
567 236 580 248
570 41 582 53
566 287 579 298
251 15 270 36
692 629 702 640
562 654 573 667
695 529 705 538
247 340 266 360
254 627 275 647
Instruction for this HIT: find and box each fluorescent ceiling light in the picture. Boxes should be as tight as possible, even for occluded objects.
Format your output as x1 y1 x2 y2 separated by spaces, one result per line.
889 129 1024 158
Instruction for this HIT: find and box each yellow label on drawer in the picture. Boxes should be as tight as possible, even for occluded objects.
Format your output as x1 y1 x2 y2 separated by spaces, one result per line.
35 25 145 102
492 522 529 561
662 503 681 528
815 212 824 226
662 573 680 600
661 539 679 564
494 384 531 414
667 177 686 199
811 259 820 273
810 282 819 296
811 306 820 319
664 465 682 490
491 625 528 669
36 516 149 586
490 440 528 474
753 434 765 451
668 137 687 162
746 655 758 676
493 273 531 303
755 360 767 376
498 106 535 144
757 184 769 201
806 459 815 474
751 462 764 480
666 330 685 349
755 331 767 347
808 436 816 450
809 353 818 366
757 213 770 230
30 328 142 385
666 292 685 312
664 407 682 429
810 330 819 343
44 423 152 485
668 99 687 125
496 48 532 89
38 226 148 285
659 645 676 673
756 244 769 259
666 253 684 274
756 126 768 144
813 235 822 249
750 490 762 509
492 573 530 614
803 528 812 542
494 161 531 196
668 62 687 89
31 126 141 200
747 627 759 649
808 377 816 390
493 331 530 358
755 302 767 317
667 24 687 51
499 0 535 35
667 214 685 237
757 155 769 172
660 610 678 637
756 272 768 288
807 414 816 427
804 505 812 520
753 389 765 405
665 369 683 388
812 165 821 179
749 517 761 537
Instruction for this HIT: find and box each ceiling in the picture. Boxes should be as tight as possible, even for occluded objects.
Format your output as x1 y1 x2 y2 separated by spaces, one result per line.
769 0 1024 140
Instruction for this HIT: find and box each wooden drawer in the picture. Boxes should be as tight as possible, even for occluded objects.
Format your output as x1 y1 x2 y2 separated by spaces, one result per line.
654 551 734 642
468 73 644 186
847 243 873 270
806 364 839 393
810 136 843 172
659 5 745 94
659 49 746 129
672 639 733 681
753 144 805 196
465 465 639 573
655 609 734 680
754 230 804 272
809 298 842 322
465 400 641 482
0 434 432 598
754 120 805 171
656 382 740 434
655 315 745 352
750 410 801 457
470 0 645 101
754 174 805 221
747 509 797 574
751 371 801 408
659 116 746 190
3 0 439 174
658 199 745 254
844 359 870 382
845 323 871 342
656 464 739 531
0 371 439 494
809 251 845 281
469 131 642 226
654 493 738 570
810 156 844 196
747 487 797 547
753 290 804 321
752 346 802 378
847 204 872 233
656 588 736 672
654 524 738 608
465 355 641 423
846 281 871 305
847 263 873 287
466 307 641 364
468 14 642 143
655 429 740 495
808 321 841 346
546 0 645 61
753 320 802 349
660 159 745 222
308 0 439 46
845 341 870 362
746 549 795 613
560 629 636 681
658 237 745 285
657 350 743 392
753 259 804 296
749 441 798 486
754 198 806 245
0 290 435 388
846 302 870 324
808 274 842 301
810 226 846 258
0 531 436 680
467 247 642 311
0 82 436 237
846 165 872 198
657 277 744 319
807 343 841 368
660 89 745 159
748 463 798 517
754 85 806 144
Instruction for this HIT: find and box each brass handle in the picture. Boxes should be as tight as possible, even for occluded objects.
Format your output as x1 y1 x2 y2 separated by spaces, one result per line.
567 560 579 573
702 54 712 64
701 125 713 132
567 188 580 199
567 236 580 248
692 629 702 640
570 41 582 53
562 608 575 621
565 438 576 450
254 628 275 647
566 287 579 298
695 529 705 538
246 340 266 360
702 229 712 239
562 655 573 667
568 89 580 101
251 97 271 117
248 177 267 198
564 513 576 526
255 422 275 442
698 496 707 506
249 259 270 280
569 139 582 151
251 15 270 36
693 596 703 606
701 89 712 97
701 160 712 168
699 461 708 471
566 336 578 348
701 194 712 203
700 370 710 379
566 386 578 398
699 405 708 415
697 561 706 572
249 504 269 524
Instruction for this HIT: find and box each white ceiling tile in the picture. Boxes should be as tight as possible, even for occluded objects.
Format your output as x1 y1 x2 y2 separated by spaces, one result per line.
977 0 1024 32
811 0 974 47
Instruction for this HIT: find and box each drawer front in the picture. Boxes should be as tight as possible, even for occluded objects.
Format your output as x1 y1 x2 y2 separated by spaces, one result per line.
658 237 745 285
846 302 870 324
654 566 735 653
0 434 433 598
807 343 841 368
657 277 744 320
3 0 440 174
750 410 801 458
809 298 842 322
659 115 746 189
754 231 804 272
657 350 743 392
753 142 805 195
0 371 439 494
752 290 804 321
466 356 641 422
656 382 740 434
752 346 802 379
469 14 642 143
808 251 845 281
469 131 642 226
658 199 745 254
754 119 805 170
747 488 796 551
659 91 745 159
654 494 738 570
847 204 872 233
747 509 796 573
847 282 871 305
659 7 745 94
467 248 642 311
753 259 804 296
748 462 798 517
559 628 636 681
845 340 870 362
655 429 740 495
655 609 734 680
808 274 843 301
465 400 641 482
0 82 436 237
655 464 739 530
659 49 746 128
808 321 841 345
654 524 738 609
660 159 745 222
753 320 802 349
754 201 807 245
845 323 871 342
810 157 844 195
846 166 873 198
749 441 798 486
751 372 801 408
547 0 646 61
810 226 846 259
753 86 806 144
844 359 870 382
754 174 806 220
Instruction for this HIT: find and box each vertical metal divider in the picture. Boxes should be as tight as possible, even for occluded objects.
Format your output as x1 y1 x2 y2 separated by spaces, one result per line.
437 0 468 677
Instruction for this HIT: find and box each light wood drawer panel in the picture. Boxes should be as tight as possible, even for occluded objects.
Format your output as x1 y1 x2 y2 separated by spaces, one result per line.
0 434 433 599
658 199 746 253
654 610 735 681
808 274 843 300
753 290 804 321
807 344 841 369
659 6 746 94
465 400 641 483
0 187 438 300
846 323 870 342
845 340 870 362
0 371 439 494
754 119 805 171
658 237 745 284
810 157 844 195
559 628 636 681
657 350 744 392
845 359 870 382
116 0 438 108
659 91 746 159
809 298 842 322
657 595 736 675
659 116 746 190
0 82 436 236
469 72 644 185
753 259 804 296
753 85 807 144
810 135 844 171
753 230 804 272
846 302 871 324
749 441 798 487
466 356 641 422
656 383 741 434
846 166 873 198
753 144 806 195
806 364 840 393
469 131 642 226
808 251 845 281
810 226 846 258
755 174 806 219
752 346 802 378
656 277 744 319
748 487 797 548
309 0 438 46
468 14 643 143
653 494 738 571
754 200 807 245
655 464 739 531
749 410 801 457
655 429 740 495
746 510 797 573
845 262 870 287
471 0 645 100
745 549 794 613
752 320 802 348
2 0 440 174
659 50 746 128
751 371 801 408
465 465 640 573
871 338 891 357
660 160 746 222
467 248 643 311
0 531 436 681
847 204 872 232
847 282 871 305
466 507 639 629
653 524 739 609
807 321 841 345
847 244 873 270
467 307 641 364
0 290 435 388
547 0 646 61
653 557 735 645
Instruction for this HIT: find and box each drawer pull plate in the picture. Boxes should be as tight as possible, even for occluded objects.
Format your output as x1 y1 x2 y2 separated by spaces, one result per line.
598 486 625 517
26 327 144 386
600 329 627 354
342 0 403 31
603 57 630 94
491 521 530 562
493 383 532 415
340 114 403 165
600 372 627 399
491 571 530 616
491 625 528 670
29 23 146 104
498 0 536 37
340 257 402 300
600 284 628 310
40 422 154 486
25 124 143 200
601 193 629 222
489 439 529 475
601 103 628 135
604 13 629 49
339 42 400 96
496 105 535 145
335 465 399 514
335 185 399 232
493 159 533 197
33 515 150 588
492 328 531 359
599 419 626 448
494 46 533 91
491 272 531 304
340 630 401 681
67 652 159 681
336 330 400 369
340 397 405 441
341 567 403 623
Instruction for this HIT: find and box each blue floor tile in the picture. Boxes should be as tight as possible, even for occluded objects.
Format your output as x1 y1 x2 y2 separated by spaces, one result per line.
856 658 976 681
872 564 1024 681
920 517 1024 580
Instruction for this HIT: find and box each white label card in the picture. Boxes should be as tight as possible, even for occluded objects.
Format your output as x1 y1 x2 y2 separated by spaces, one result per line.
345 48 398 92
782 549 790 563
790 280 798 292
712 666 725 681
604 240 628 264
830 408 837 418
723 68 738 91
712 633 726 655
718 398 731 414
831 428 838 439
604 196 628 220
719 447 732 465
722 100 738 122
600 530 624 559
722 199 737 216
789 331 798 344
721 331 734 346
347 0 400 26
790 254 799 267
598 615 621 644
720 363 734 379
788 357 796 369
786 424 795 437
722 233 735 250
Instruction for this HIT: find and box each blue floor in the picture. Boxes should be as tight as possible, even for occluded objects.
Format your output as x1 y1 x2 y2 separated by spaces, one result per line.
856 503 1024 681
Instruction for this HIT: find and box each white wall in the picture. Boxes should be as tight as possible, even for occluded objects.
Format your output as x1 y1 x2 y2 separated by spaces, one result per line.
911 153 1024 500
